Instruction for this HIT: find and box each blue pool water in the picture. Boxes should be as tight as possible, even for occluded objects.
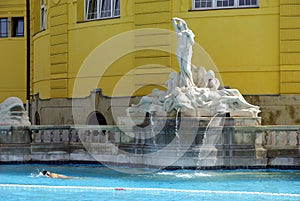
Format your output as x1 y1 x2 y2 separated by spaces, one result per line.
0 164 299 201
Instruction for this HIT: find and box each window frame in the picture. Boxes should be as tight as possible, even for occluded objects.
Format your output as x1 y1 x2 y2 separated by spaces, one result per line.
85 0 120 21
192 0 259 10
0 18 9 38
11 17 24 37
40 0 46 30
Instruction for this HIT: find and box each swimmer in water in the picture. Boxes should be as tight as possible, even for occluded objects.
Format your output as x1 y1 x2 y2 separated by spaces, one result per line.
42 170 71 179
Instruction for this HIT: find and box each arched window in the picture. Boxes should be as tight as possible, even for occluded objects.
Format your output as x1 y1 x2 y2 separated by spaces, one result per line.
86 111 107 125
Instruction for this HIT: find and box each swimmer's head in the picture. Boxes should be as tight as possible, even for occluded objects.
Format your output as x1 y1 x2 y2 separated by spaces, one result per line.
42 170 48 175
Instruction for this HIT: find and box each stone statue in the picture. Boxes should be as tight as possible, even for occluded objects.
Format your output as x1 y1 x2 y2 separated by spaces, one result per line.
0 97 31 126
172 17 195 88
165 72 179 96
165 87 197 116
192 66 207 88
127 89 167 118
127 17 260 119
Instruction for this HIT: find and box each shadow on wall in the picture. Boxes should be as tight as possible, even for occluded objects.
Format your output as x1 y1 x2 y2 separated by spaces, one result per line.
86 111 107 125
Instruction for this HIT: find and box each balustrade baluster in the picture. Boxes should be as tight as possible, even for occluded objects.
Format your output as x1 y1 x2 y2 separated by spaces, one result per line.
105 130 109 143
264 131 269 146
274 131 279 145
75 130 79 142
297 129 300 146
81 130 85 142
31 130 35 143
98 129 101 142
85 130 93 142
286 131 290 146
108 130 115 143
83 130 89 142
92 129 96 142
50 130 54 142
68 129 72 142
40 130 44 143
114 127 120 144
59 130 63 142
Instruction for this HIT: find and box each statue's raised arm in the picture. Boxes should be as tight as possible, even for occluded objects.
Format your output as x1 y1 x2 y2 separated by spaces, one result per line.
172 17 184 33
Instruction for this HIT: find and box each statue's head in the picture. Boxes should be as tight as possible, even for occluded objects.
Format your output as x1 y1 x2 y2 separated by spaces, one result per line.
208 78 220 90
177 19 187 31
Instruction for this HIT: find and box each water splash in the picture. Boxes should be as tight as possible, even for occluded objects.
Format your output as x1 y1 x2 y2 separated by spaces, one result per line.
150 113 157 149
175 108 181 139
29 168 45 178
175 108 185 169
157 171 211 178
196 112 224 168
202 112 224 145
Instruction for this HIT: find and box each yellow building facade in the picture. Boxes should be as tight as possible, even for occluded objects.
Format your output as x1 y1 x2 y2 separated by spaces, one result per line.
0 0 26 103
30 0 300 125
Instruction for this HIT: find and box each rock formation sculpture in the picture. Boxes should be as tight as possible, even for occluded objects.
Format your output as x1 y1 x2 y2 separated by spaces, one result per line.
0 97 31 126
127 18 260 119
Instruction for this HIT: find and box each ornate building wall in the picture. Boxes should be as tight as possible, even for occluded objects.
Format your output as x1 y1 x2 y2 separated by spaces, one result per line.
30 0 300 125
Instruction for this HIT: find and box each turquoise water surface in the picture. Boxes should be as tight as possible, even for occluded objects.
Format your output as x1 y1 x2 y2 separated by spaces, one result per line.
0 164 299 201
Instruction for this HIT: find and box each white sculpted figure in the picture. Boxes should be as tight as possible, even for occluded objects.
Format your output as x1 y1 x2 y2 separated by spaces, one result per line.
0 97 31 126
127 89 167 117
192 66 208 88
172 17 195 88
131 89 165 108
127 17 260 119
165 72 179 96
164 87 197 117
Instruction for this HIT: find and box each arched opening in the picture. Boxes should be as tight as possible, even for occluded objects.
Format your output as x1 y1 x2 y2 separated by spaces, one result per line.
86 111 107 125
35 112 40 125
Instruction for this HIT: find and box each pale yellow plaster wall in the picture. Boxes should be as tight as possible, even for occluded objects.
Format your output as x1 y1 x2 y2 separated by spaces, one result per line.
0 39 26 102
32 32 51 98
0 0 26 102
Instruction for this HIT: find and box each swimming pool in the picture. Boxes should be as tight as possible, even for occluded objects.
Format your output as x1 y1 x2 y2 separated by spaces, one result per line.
0 164 299 201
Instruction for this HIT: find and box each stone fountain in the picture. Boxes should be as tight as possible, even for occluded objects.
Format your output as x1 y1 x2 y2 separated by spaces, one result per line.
124 18 262 168
127 18 260 123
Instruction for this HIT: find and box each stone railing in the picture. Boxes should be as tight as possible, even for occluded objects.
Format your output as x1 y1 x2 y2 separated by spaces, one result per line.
29 125 140 144
0 124 300 168
30 125 77 143
263 126 300 147
1 124 299 149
